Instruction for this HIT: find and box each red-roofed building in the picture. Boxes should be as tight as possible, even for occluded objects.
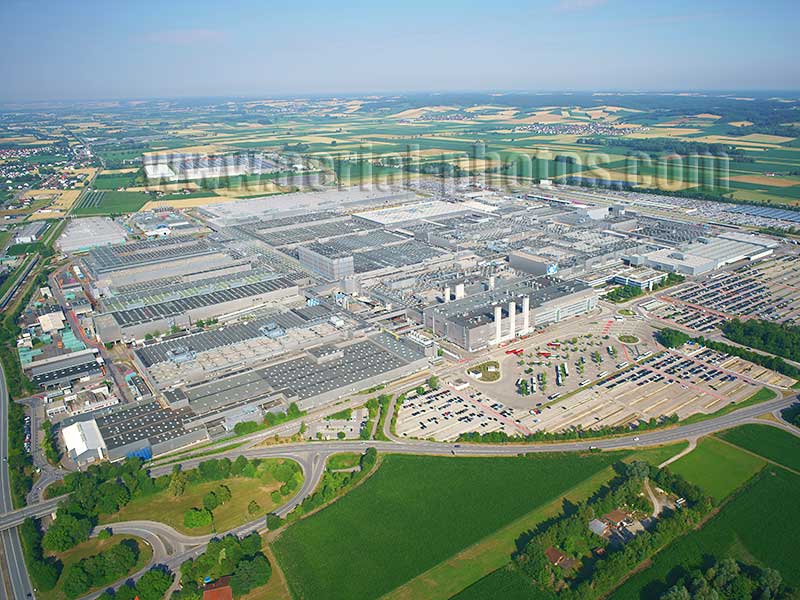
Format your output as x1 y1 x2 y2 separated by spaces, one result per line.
203 577 233 600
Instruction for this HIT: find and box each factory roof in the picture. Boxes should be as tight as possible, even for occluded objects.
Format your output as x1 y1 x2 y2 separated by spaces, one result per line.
108 276 297 327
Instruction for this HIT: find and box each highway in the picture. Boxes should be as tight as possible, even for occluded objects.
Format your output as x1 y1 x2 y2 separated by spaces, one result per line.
0 363 35 600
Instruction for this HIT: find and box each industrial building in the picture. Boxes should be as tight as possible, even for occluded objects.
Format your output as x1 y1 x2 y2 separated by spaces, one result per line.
422 277 598 351
56 217 128 253
94 274 300 342
633 233 777 275
143 152 279 181
25 348 103 389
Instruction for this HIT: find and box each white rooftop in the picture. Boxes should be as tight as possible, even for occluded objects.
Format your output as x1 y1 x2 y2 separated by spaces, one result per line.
62 420 105 457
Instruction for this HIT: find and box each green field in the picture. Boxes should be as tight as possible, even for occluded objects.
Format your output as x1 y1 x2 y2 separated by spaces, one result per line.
72 190 150 215
450 566 546 600
273 452 630 600
667 436 765 502
92 173 137 190
718 424 800 472
613 467 800 599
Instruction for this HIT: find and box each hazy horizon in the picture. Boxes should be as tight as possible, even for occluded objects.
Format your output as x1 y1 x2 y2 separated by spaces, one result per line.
1 0 798 102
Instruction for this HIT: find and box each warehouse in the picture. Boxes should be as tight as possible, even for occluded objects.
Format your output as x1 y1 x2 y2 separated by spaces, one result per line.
636 234 776 275
63 400 210 462
62 420 106 466
56 217 128 253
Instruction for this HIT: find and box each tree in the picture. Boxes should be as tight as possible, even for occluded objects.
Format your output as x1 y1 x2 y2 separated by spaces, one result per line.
203 491 219 512
337 431 346 440
134 567 174 600
61 564 91 599
169 467 188 497
247 500 261 515
265 513 283 530
215 484 232 505
230 554 271 596
42 512 92 552
427 376 440 390
660 585 691 600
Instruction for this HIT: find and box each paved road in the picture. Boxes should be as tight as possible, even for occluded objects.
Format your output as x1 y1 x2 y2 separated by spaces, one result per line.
0 363 35 600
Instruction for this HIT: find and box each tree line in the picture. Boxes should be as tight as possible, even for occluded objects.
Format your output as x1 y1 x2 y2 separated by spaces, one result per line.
721 318 800 363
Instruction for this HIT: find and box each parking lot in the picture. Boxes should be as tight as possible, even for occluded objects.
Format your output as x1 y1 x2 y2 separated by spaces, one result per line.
465 316 658 411
398 334 791 441
659 255 800 326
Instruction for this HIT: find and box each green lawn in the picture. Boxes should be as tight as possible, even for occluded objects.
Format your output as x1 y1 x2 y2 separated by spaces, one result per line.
718 424 800 472
668 436 765 502
613 467 800 599
326 453 361 470
273 452 630 600
101 471 292 535
43 535 152 600
469 361 500 382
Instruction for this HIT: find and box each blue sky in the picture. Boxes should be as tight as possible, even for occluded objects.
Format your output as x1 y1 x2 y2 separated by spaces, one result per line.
0 0 797 101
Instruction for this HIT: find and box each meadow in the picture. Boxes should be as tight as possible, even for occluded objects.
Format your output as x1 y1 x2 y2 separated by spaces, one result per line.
717 423 800 472
92 172 137 190
101 473 286 535
273 451 636 600
667 436 765 502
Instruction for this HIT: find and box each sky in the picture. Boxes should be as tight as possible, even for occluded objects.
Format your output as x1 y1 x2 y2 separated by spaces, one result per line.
0 0 798 101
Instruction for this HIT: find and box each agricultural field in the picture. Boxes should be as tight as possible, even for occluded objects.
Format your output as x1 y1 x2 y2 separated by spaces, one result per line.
717 423 800 472
613 467 800 598
26 93 793 205
667 436 765 502
72 190 150 215
273 451 653 600
92 171 138 190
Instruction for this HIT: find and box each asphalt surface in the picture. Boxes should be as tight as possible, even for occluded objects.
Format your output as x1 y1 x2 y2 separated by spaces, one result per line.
0 363 35 600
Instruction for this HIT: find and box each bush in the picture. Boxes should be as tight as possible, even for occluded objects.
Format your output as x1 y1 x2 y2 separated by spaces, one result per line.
183 508 213 529
266 513 284 530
